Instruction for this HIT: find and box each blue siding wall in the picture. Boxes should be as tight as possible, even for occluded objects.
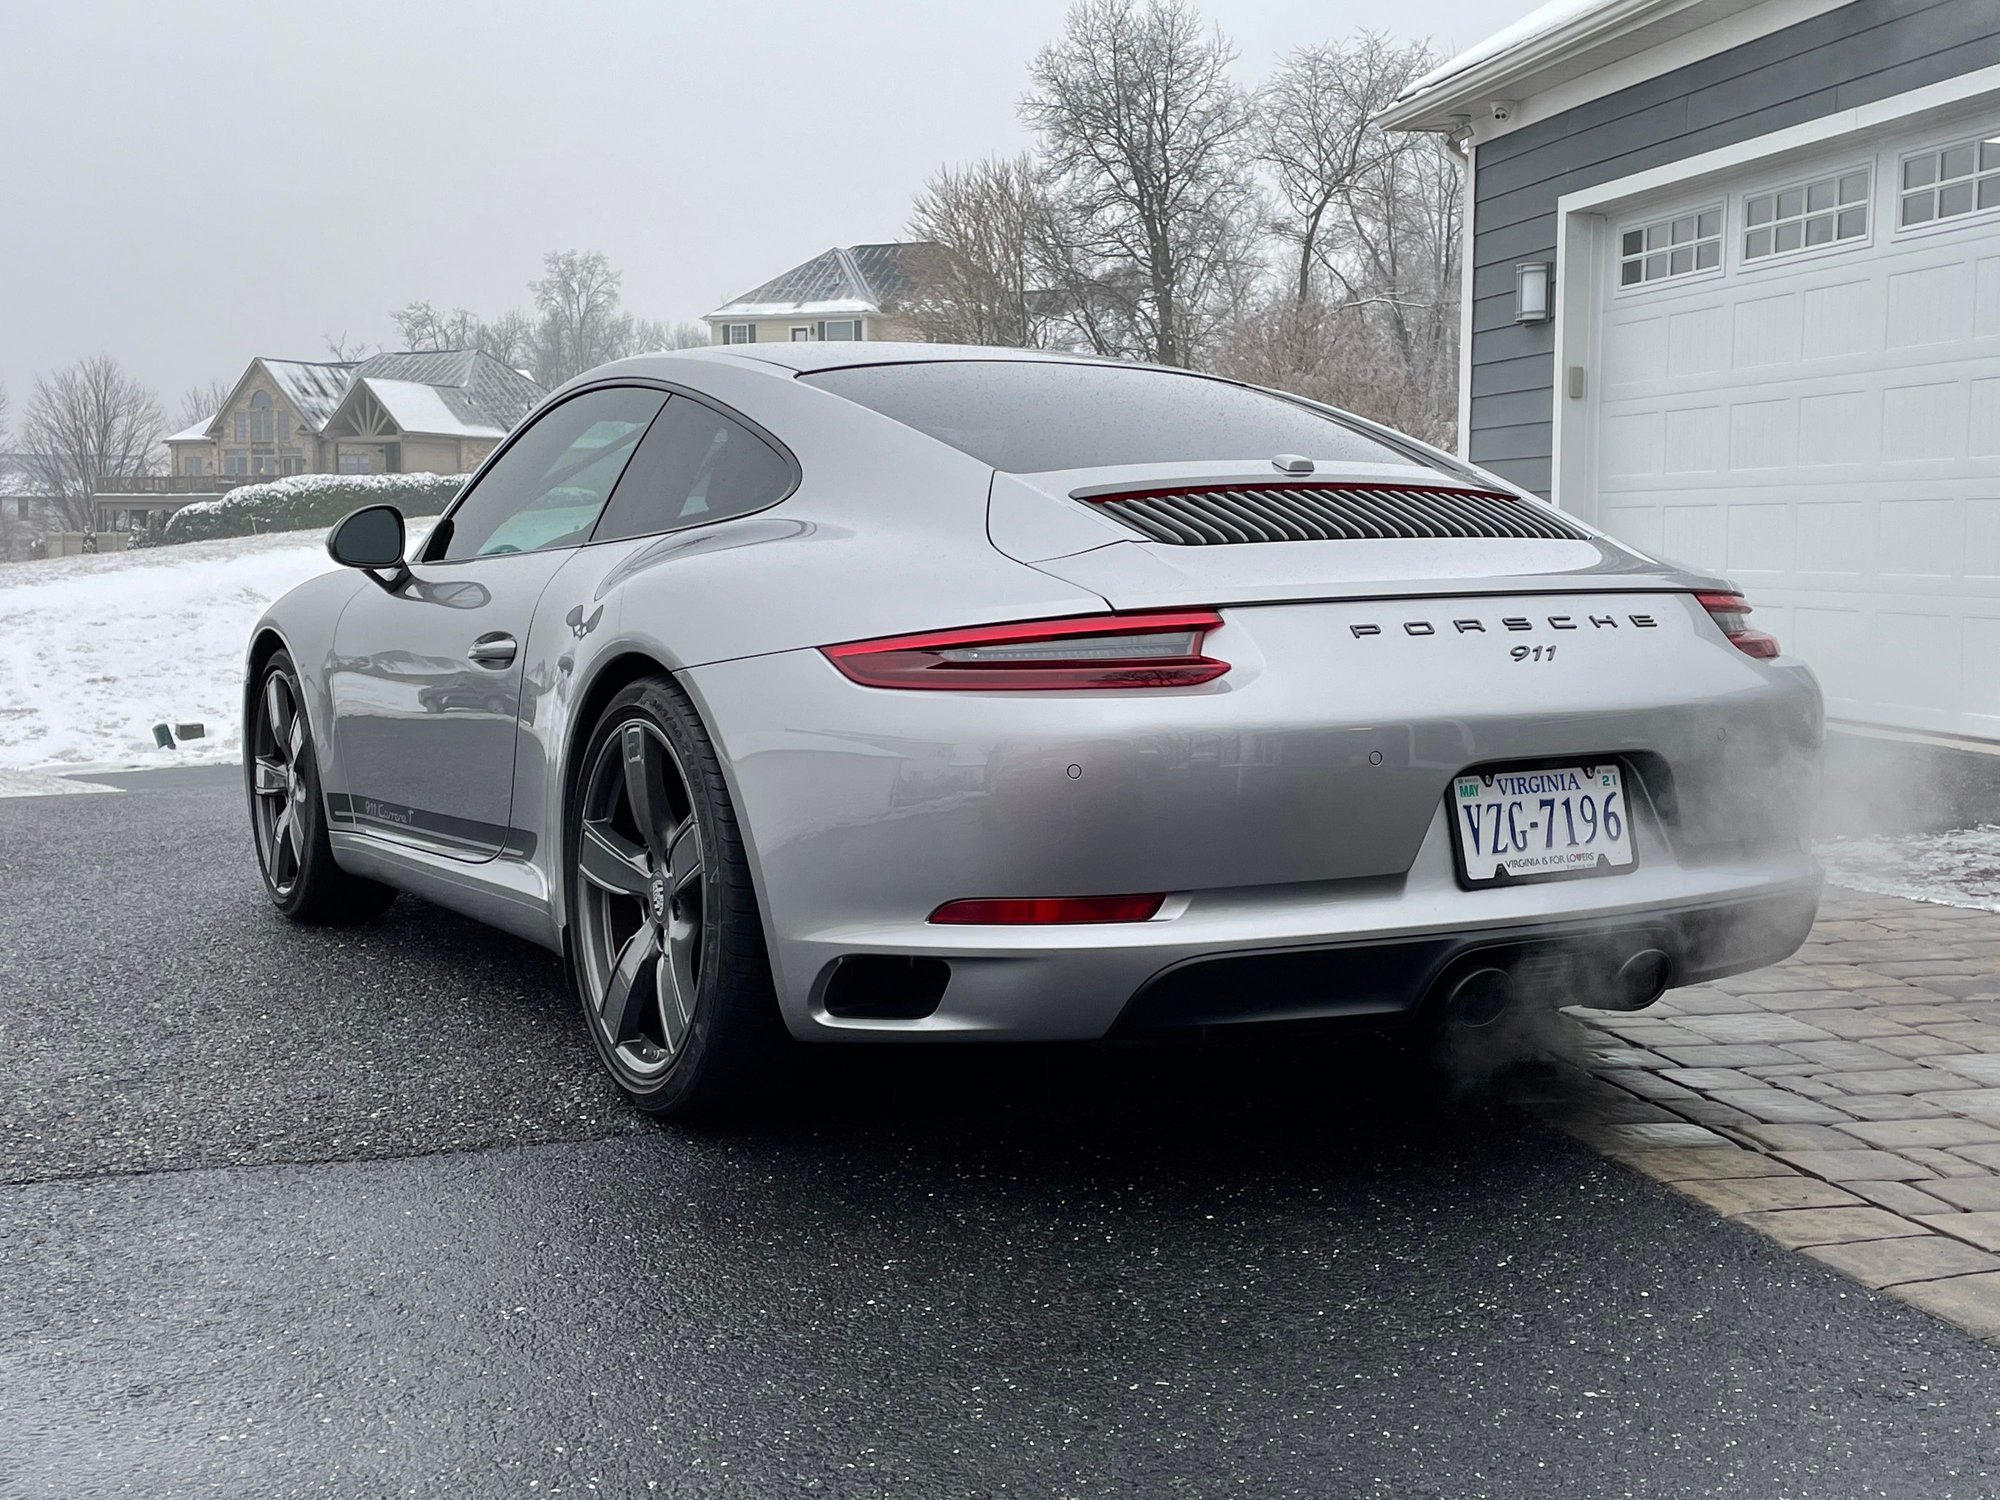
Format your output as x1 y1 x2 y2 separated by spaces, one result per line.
1467 0 2000 496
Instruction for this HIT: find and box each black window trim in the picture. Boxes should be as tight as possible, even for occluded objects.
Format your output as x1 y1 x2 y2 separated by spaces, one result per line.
581 383 801 547
422 379 802 563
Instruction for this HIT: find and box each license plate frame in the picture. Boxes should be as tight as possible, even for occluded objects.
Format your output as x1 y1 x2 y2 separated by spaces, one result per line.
1445 758 1641 891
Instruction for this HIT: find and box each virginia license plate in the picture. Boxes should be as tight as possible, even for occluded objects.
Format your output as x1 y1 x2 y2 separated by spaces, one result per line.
1450 763 1635 886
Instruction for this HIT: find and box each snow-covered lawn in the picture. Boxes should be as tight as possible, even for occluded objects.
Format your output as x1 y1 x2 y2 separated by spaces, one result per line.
0 530 342 769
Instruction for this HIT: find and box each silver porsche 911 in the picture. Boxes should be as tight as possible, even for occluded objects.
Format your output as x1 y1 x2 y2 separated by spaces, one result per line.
245 344 1822 1115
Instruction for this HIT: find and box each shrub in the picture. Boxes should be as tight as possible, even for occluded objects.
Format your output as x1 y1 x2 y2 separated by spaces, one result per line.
161 471 467 544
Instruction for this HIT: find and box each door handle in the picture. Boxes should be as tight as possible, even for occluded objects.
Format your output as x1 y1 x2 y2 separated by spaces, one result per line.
467 633 518 667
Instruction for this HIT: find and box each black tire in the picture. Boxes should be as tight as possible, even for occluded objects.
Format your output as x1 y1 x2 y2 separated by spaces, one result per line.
566 675 792 1119
246 650 398 924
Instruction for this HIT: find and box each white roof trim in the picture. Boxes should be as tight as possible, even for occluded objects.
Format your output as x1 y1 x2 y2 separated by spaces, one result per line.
1380 0 1810 132
704 299 877 321
165 418 215 444
1471 0 1853 144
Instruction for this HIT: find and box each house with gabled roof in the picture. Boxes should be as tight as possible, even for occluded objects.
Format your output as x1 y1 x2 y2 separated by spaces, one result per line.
163 349 543 483
704 242 945 347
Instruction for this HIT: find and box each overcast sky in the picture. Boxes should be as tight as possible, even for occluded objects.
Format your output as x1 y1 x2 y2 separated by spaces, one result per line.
0 0 1530 417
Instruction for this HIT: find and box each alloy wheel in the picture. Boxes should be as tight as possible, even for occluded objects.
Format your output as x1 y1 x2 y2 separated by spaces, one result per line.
250 670 309 895
575 720 706 1080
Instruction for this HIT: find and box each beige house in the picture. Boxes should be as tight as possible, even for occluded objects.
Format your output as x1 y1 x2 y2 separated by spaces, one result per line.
703 243 942 347
166 350 543 482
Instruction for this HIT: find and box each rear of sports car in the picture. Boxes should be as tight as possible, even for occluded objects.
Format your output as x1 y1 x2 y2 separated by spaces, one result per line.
686 357 1823 1042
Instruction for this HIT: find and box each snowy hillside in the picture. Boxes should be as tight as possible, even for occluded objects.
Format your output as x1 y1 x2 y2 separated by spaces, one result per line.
0 530 346 769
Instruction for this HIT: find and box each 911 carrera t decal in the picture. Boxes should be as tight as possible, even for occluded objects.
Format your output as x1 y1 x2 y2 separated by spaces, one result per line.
325 792 536 859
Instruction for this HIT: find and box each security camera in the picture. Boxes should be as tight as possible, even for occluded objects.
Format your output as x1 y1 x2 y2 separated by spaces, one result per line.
1490 100 1517 123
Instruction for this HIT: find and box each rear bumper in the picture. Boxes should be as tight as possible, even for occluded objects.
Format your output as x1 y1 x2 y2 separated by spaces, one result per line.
684 592 1822 1043
1110 881 1820 1038
776 813 1819 1040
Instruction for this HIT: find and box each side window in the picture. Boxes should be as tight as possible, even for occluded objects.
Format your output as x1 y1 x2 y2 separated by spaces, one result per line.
431 387 667 561
591 395 792 544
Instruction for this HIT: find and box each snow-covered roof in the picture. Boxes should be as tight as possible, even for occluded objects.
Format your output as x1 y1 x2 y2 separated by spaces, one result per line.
708 242 945 321
165 418 215 444
351 349 544 430
1378 0 1759 132
357 379 506 438
317 351 543 440
259 359 358 431
1395 0 1612 106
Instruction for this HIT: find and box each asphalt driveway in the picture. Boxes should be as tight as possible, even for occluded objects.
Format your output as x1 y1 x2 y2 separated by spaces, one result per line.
5 767 2000 1498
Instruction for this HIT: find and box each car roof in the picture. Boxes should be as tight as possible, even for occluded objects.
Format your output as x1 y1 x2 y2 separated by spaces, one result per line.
590 341 1111 381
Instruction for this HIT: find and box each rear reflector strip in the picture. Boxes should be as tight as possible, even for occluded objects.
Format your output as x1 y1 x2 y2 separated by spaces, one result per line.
1083 484 1591 545
930 894 1166 925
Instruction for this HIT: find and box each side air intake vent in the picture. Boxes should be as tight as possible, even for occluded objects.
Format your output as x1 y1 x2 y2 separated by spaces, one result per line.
1082 484 1591 546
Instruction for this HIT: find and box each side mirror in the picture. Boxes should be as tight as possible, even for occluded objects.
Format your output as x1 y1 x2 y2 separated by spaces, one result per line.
328 504 410 589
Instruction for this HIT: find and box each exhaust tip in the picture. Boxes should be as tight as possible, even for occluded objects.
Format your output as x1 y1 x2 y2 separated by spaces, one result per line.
1611 949 1672 1011
1443 966 1514 1029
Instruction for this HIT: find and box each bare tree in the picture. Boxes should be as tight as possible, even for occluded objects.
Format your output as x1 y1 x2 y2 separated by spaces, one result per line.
531 250 634 384
474 309 539 370
1258 36 1415 304
385 254 698 382
1021 0 1261 366
178 378 232 429
907 155 1056 347
392 301 484 352
627 318 709 353
20 356 164 531
1242 35 1462 445
323 331 377 361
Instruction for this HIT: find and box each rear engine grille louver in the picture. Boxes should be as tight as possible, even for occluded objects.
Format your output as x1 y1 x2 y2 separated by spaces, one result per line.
1084 484 1591 546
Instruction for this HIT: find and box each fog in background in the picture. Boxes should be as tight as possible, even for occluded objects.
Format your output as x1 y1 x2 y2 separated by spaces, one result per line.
0 0 1527 404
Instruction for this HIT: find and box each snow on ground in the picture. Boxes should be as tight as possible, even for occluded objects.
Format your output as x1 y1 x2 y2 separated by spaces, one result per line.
0 528 416 771
0 767 112 796
1819 827 2000 914
0 530 335 768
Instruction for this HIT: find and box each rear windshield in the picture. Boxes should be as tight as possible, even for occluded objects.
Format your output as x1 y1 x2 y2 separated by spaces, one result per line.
800 360 1424 473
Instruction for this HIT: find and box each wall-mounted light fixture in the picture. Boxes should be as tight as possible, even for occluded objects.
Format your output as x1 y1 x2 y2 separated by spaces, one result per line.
1515 261 1552 324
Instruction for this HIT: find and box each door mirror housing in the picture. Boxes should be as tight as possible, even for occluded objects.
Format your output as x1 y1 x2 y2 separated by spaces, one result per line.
328 504 410 589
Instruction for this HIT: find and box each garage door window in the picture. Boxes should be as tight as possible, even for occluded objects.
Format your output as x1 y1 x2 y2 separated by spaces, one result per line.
1899 134 2000 227
1617 207 1722 288
1744 170 1869 261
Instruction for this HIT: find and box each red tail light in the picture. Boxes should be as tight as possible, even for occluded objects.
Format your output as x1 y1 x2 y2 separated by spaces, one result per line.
1696 591 1780 659
930 894 1166 925
822 610 1227 690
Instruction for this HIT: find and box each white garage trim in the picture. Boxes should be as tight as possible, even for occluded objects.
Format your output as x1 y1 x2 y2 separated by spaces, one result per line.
1458 139 1478 458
